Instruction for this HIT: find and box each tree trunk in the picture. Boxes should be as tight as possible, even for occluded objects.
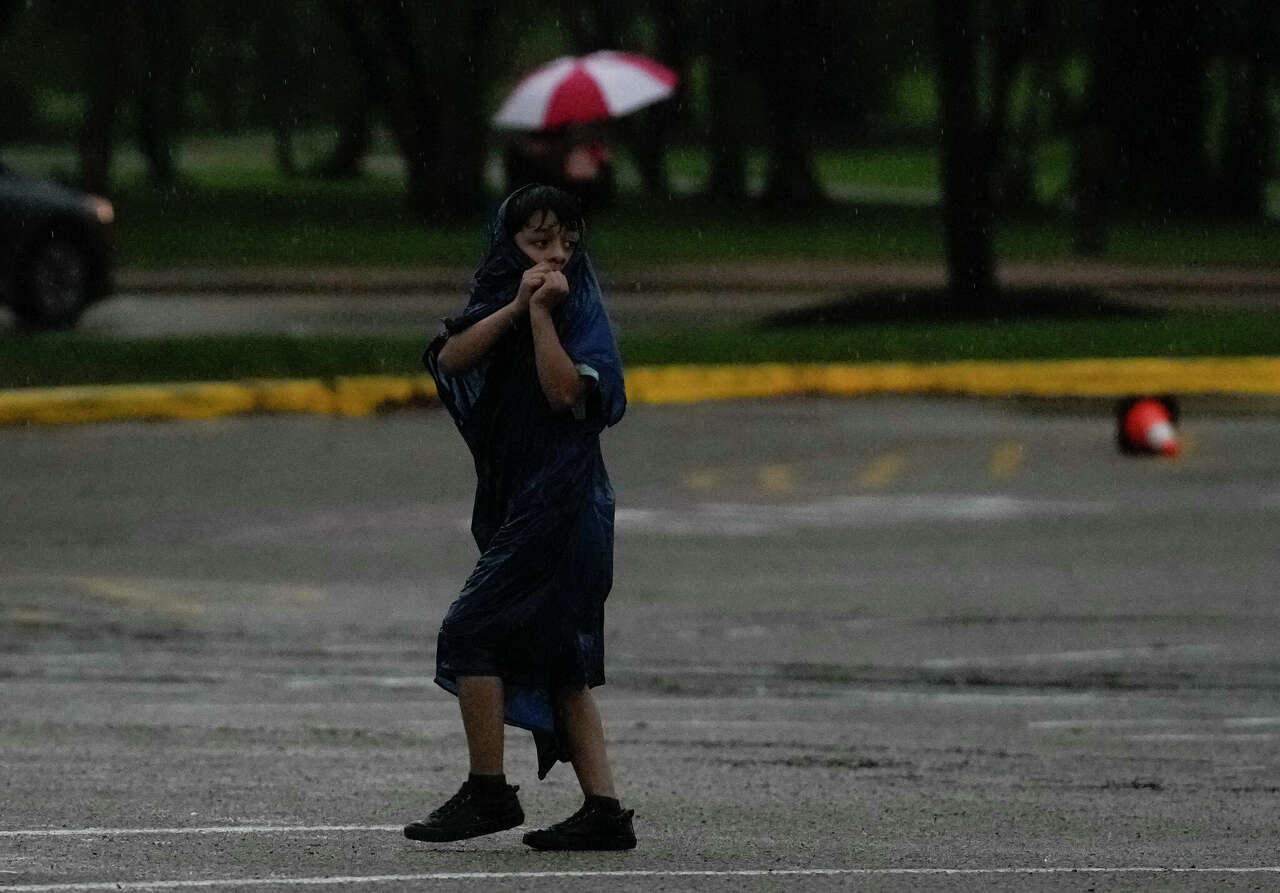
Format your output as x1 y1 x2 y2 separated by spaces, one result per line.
433 0 492 215
322 1 383 180
704 3 748 202
1070 0 1110 255
212 7 246 132
1215 42 1271 217
373 0 437 215
330 0 490 218
620 110 670 196
79 0 137 194
760 0 823 208
1097 1 1212 215
1070 119 1109 256
135 0 185 185
652 0 691 133
330 1 437 216
314 89 373 180
934 0 997 307
626 0 689 196
986 0 1048 212
260 0 298 178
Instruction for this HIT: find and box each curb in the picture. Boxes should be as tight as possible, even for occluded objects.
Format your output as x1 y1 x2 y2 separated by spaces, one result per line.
626 358 1280 403
0 376 438 426
2 358 1278 427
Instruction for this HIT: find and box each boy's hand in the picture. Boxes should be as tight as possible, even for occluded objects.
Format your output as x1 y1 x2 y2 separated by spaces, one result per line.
530 270 569 311
515 263 553 310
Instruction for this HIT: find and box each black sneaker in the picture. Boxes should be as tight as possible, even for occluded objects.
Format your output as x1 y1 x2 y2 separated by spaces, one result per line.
522 799 637 851
403 781 524 842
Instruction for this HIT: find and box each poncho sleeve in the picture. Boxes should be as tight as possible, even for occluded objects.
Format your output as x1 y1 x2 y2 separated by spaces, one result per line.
557 267 626 433
422 300 507 454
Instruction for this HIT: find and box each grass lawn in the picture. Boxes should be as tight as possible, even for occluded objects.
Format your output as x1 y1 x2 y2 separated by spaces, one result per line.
4 310 1279 389
108 170 1280 268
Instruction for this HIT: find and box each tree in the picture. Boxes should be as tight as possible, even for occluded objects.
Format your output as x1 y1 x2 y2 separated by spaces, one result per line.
327 0 496 218
1091 1 1213 217
0 0 37 148
1212 0 1278 217
695 0 830 208
77 0 138 194
258 0 302 177
703 2 749 202
757 0 826 208
934 0 996 307
134 0 188 185
984 0 1054 213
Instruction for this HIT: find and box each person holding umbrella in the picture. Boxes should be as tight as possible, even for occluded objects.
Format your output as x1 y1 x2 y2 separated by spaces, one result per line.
504 123 616 211
495 51 677 209
404 184 634 851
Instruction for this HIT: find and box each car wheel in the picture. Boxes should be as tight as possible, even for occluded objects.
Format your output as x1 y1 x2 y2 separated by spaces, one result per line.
15 238 91 329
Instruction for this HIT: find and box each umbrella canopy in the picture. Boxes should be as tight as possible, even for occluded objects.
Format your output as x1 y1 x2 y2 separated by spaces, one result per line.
493 51 678 131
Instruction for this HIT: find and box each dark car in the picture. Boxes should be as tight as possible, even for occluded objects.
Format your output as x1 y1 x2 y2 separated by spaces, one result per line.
0 163 114 329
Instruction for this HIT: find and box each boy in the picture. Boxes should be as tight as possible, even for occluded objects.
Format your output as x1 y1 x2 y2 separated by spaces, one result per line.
406 184 634 851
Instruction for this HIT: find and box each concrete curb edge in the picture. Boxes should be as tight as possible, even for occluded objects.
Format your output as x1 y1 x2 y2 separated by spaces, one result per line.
2 358 1278 426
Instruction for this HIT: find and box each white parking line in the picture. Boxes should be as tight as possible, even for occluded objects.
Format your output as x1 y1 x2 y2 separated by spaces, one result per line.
4 867 1280 891
1031 717 1280 733
1030 718 1189 729
1125 733 1278 742
0 825 401 838
926 643 1221 669
615 494 1111 536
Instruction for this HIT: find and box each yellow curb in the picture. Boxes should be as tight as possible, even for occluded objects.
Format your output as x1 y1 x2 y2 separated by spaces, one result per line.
1 359 1277 426
249 378 335 415
625 358 1280 403
0 381 259 426
332 375 438 416
0 376 438 426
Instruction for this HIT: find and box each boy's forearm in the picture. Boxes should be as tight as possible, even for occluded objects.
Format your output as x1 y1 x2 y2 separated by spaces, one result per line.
437 302 523 374
529 305 585 413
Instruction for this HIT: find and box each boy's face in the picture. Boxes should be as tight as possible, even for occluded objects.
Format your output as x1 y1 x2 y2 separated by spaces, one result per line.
514 210 578 270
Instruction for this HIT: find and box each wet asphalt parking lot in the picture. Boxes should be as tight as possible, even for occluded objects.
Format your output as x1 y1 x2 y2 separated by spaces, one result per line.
2 397 1279 891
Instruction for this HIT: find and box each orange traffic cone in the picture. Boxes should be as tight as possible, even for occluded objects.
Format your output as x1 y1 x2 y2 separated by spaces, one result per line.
1117 396 1180 457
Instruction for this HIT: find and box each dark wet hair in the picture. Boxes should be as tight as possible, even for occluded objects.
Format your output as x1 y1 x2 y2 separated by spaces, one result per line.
502 184 584 238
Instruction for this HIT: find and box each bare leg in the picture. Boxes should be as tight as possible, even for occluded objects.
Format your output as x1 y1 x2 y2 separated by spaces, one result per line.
554 686 617 798
403 675 523 843
457 675 505 775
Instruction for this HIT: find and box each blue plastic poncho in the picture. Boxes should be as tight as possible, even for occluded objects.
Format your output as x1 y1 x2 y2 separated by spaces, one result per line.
423 187 626 778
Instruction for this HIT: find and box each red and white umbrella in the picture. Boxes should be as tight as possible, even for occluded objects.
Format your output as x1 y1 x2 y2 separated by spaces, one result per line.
493 51 678 131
